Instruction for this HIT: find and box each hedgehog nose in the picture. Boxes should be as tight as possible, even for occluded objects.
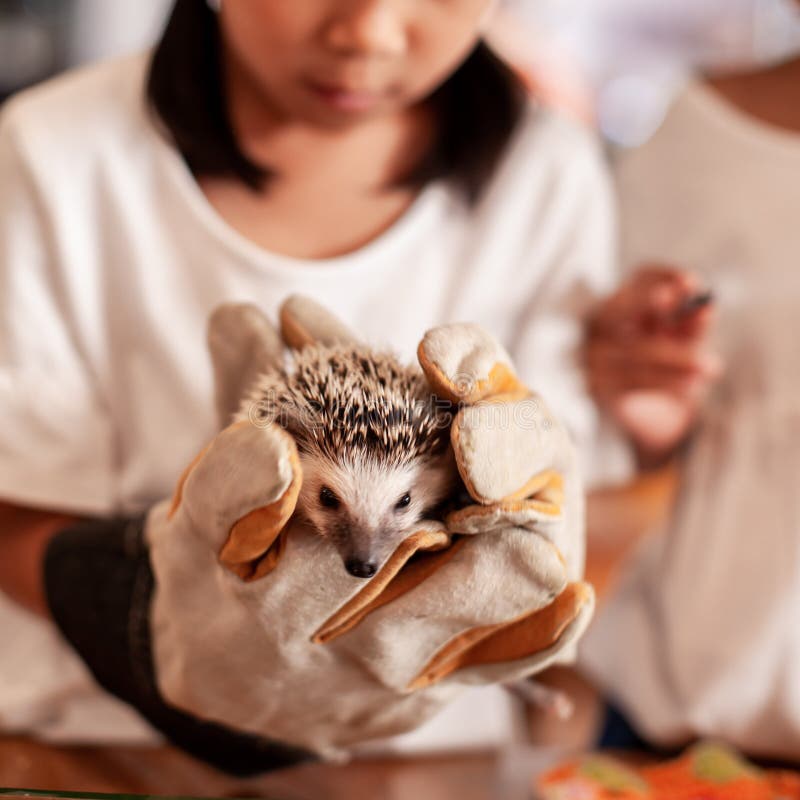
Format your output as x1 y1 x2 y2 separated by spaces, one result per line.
345 559 377 579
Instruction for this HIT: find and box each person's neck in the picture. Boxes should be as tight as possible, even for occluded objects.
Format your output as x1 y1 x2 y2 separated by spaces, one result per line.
222 48 434 192
706 55 800 134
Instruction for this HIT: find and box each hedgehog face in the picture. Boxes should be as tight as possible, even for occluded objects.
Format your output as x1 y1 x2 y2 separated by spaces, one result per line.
240 342 458 579
297 449 457 578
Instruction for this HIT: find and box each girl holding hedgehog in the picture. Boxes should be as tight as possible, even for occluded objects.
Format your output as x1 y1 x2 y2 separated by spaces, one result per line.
0 0 612 761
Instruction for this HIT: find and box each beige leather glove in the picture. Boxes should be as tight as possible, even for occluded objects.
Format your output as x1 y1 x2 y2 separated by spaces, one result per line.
146 297 594 760
414 322 594 703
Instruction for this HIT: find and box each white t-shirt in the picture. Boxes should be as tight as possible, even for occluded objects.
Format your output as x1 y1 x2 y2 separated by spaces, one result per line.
0 52 615 745
581 80 800 759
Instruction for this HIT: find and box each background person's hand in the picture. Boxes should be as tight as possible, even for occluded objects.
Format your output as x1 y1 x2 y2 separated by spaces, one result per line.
585 265 723 465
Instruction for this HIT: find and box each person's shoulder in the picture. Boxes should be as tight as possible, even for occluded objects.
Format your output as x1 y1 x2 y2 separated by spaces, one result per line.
476 101 611 231
464 102 615 290
518 101 603 154
0 52 153 171
509 102 606 175
485 102 610 208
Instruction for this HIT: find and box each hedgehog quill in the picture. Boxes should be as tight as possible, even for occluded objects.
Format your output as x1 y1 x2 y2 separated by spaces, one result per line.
238 343 459 579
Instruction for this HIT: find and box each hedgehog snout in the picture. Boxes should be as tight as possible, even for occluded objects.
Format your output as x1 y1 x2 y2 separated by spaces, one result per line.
336 515 414 580
339 528 385 580
345 559 377 579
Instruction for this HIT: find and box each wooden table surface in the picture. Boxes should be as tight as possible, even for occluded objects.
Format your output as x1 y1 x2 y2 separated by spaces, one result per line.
0 737 529 800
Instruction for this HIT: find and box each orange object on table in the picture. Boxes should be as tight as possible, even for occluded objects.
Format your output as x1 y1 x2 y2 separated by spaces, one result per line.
537 742 800 800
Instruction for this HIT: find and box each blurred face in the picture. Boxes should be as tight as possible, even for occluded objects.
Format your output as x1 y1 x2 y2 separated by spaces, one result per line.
218 0 496 127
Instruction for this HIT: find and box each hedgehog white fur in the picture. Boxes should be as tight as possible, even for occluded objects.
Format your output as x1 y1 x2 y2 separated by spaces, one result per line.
237 342 459 578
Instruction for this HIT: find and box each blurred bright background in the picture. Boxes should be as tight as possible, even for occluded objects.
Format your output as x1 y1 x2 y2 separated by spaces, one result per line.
1 0 800 145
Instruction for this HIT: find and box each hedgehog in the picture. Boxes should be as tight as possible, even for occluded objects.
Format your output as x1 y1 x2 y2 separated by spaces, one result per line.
237 342 459 579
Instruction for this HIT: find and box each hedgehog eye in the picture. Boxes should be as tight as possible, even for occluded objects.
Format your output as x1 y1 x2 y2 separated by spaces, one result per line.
395 492 411 511
319 487 341 510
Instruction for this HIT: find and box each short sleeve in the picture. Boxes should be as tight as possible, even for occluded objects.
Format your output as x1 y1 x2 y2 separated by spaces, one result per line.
0 104 115 514
508 128 634 487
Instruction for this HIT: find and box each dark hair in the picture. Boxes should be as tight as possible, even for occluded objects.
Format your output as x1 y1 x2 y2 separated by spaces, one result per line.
147 0 527 202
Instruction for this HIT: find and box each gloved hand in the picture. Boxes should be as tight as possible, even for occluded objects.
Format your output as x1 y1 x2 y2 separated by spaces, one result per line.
412 322 593 688
46 296 593 772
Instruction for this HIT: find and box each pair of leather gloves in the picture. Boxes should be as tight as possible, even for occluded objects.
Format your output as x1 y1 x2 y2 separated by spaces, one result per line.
47 296 594 772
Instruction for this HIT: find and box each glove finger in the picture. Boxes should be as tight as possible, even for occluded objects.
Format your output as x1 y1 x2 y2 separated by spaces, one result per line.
410 583 595 691
447 468 585 586
451 396 566 504
207 303 286 428
279 295 360 350
446 470 563 534
168 420 301 581
312 522 455 644
417 323 527 404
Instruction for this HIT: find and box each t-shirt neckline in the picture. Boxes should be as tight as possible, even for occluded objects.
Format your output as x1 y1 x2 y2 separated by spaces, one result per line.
147 114 448 278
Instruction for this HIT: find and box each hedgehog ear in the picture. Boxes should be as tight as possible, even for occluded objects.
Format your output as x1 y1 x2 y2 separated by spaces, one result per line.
207 303 285 428
279 295 361 350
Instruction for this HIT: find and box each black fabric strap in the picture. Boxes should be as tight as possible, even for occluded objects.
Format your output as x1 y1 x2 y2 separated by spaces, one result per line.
44 515 315 776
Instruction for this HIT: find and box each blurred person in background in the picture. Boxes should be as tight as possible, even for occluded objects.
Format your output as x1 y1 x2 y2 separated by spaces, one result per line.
0 0 614 757
581 1 800 762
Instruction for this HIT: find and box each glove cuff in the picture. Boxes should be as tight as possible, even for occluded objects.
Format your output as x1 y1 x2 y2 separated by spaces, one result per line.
43 515 314 776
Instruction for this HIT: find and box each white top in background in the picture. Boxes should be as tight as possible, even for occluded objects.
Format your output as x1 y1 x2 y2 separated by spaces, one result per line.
0 52 615 745
582 79 800 760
